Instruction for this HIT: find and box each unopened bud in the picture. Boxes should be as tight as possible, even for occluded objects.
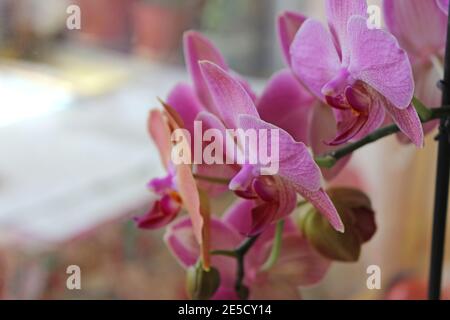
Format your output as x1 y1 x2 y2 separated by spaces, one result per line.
186 263 220 300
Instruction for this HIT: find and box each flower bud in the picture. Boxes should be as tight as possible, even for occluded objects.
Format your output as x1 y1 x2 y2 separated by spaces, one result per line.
299 187 376 262
186 263 220 300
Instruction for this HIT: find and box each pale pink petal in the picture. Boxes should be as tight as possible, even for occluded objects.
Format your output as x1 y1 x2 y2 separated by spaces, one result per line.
291 19 341 100
166 83 204 136
384 100 424 148
277 11 307 66
437 0 449 14
251 234 331 299
238 114 322 192
176 164 203 244
310 103 351 180
325 0 367 63
347 16 414 109
294 186 344 232
383 0 447 62
184 31 228 110
257 69 315 143
148 109 172 168
199 61 259 129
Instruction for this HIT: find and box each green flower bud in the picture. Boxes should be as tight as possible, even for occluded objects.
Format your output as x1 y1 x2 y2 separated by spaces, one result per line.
299 187 376 262
186 263 220 300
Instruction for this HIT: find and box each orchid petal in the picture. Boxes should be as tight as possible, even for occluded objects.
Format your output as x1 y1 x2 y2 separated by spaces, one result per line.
437 0 449 15
277 11 307 66
295 186 344 232
176 163 203 244
184 31 228 110
166 83 204 136
134 194 181 229
325 0 367 63
238 114 322 192
384 100 424 148
291 19 341 101
148 109 172 168
383 0 447 62
310 104 351 180
347 16 414 109
257 69 315 143
199 61 259 129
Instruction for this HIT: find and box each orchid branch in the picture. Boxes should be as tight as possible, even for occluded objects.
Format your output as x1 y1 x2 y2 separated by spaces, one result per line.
210 234 260 299
315 106 450 168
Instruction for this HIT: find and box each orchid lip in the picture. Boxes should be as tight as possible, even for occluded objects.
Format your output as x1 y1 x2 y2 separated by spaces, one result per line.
321 68 353 97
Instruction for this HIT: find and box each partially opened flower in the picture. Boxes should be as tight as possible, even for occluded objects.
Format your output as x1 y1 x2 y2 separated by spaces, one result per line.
165 200 330 299
290 0 424 147
197 61 344 233
384 0 447 140
134 109 204 255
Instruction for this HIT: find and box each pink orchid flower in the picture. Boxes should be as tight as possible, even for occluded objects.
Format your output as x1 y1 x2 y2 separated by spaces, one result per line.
197 61 344 234
384 0 447 140
165 200 330 299
166 31 255 195
437 0 449 14
290 0 424 147
257 11 351 181
134 109 204 251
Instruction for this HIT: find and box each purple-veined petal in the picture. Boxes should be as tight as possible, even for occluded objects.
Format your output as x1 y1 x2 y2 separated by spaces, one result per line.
384 99 424 147
257 69 315 143
327 109 368 146
437 0 449 14
199 61 259 129
291 18 341 101
295 186 344 232
238 114 322 192
325 0 368 64
167 83 204 136
383 0 447 63
184 31 228 110
347 16 414 109
352 93 386 140
277 11 307 66
310 103 351 180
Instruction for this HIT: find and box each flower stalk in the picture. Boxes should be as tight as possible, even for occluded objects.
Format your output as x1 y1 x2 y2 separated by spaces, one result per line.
428 0 450 300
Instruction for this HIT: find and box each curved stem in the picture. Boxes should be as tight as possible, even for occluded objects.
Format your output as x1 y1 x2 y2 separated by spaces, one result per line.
315 106 450 168
260 220 284 272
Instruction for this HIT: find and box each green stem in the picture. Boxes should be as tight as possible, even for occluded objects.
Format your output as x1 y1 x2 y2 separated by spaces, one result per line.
315 106 450 168
260 220 285 272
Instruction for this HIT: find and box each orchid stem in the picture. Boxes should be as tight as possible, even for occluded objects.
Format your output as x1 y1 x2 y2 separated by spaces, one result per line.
260 220 285 272
315 106 450 168
428 3 450 300
210 234 260 300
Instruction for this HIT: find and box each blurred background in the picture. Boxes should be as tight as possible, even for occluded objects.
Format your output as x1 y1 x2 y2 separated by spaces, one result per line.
0 0 449 299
